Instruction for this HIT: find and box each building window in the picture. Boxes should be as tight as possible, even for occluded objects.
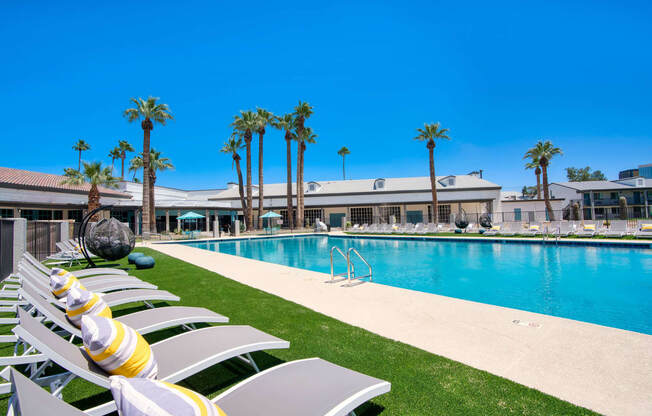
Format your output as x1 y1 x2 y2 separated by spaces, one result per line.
350 207 373 225
583 194 591 205
21 209 54 221
303 209 323 227
279 209 296 228
438 205 451 223
514 208 522 221
0 208 13 218
67 210 84 222
52 210 63 220
610 192 618 200
379 206 400 223
373 179 385 190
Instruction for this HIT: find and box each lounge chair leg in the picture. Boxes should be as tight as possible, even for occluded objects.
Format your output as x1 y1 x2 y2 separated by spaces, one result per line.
236 353 260 372
50 372 76 398
144 301 154 309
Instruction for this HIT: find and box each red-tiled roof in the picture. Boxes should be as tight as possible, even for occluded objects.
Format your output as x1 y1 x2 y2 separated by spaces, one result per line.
0 167 131 198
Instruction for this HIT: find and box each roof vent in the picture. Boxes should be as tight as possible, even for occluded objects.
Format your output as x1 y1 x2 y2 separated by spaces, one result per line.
226 182 238 190
306 181 321 193
373 178 386 190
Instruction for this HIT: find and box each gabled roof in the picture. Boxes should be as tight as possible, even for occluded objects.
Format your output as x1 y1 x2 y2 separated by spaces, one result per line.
0 167 130 198
209 175 500 200
551 180 650 191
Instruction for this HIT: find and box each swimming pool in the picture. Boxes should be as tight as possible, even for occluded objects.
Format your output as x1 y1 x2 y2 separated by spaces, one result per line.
184 235 652 334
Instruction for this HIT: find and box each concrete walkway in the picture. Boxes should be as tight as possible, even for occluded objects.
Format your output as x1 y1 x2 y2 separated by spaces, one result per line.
148 241 652 416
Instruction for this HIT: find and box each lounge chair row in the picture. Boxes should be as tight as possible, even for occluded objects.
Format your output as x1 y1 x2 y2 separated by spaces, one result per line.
0 251 391 415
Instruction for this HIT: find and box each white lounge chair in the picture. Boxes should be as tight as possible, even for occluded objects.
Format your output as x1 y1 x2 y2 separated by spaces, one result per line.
634 220 652 238
520 223 542 237
601 220 628 237
497 222 519 236
483 223 502 236
575 221 598 237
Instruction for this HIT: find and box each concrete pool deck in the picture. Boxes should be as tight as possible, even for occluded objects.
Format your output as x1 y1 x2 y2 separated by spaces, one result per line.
148 238 652 416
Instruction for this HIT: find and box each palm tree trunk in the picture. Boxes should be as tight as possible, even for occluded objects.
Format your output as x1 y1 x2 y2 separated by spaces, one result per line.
88 185 100 221
285 134 294 229
257 131 264 229
536 172 541 199
141 120 151 236
428 141 438 225
149 169 156 233
121 154 126 180
299 142 306 228
235 156 247 222
296 141 302 228
78 151 82 171
245 132 253 230
541 165 555 221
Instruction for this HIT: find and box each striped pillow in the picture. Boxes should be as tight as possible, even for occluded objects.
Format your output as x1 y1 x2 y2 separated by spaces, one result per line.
584 224 596 231
641 224 652 231
81 315 158 379
66 288 112 328
110 376 227 416
530 225 540 231
50 268 86 299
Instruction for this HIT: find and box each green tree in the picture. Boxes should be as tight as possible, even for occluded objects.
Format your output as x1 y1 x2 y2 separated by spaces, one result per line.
61 162 118 220
231 110 258 230
123 97 173 234
108 147 121 175
129 149 174 232
221 134 248 220
255 108 274 228
337 146 351 180
271 113 296 229
525 159 542 199
293 101 314 228
72 139 91 171
118 140 135 180
565 166 607 182
414 122 451 225
524 140 563 221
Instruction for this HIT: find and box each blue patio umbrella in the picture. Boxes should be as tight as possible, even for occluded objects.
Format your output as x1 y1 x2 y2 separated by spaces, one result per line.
259 211 282 231
177 211 205 232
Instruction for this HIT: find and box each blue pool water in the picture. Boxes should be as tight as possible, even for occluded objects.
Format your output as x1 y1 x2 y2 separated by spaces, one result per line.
184 236 652 334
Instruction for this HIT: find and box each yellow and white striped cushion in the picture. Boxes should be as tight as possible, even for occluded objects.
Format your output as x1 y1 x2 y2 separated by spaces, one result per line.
110 376 227 416
81 315 158 379
584 224 596 231
66 288 112 328
641 224 652 231
491 225 501 231
530 225 540 231
50 268 86 299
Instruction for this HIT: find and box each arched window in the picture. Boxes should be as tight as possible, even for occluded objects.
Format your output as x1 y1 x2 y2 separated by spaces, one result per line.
373 178 386 190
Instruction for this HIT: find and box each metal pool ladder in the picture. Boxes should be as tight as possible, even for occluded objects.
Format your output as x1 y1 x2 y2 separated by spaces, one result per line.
330 246 373 285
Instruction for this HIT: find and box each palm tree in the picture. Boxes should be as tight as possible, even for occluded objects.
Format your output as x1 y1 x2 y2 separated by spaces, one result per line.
128 154 142 181
108 147 121 175
295 127 317 227
231 110 257 230
118 140 135 180
271 113 296 229
293 101 314 228
61 162 118 220
123 97 173 234
337 146 350 180
221 134 248 221
254 108 274 228
72 139 91 171
413 122 450 225
524 140 563 221
129 149 174 232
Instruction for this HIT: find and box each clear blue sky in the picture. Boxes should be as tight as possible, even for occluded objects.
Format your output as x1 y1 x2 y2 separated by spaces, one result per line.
1 1 650 191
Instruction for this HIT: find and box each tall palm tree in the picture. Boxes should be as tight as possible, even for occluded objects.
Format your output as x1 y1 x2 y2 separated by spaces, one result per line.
525 140 563 221
525 159 542 199
293 101 314 228
255 108 274 228
221 134 248 221
123 97 173 234
61 162 118 220
118 140 135 180
108 147 121 175
129 149 174 232
271 113 296 229
295 127 317 227
231 110 257 230
128 155 142 181
337 146 350 180
414 122 451 226
72 139 91 171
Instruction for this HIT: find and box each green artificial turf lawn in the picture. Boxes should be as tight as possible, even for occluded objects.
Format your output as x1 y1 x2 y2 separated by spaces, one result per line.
0 248 600 415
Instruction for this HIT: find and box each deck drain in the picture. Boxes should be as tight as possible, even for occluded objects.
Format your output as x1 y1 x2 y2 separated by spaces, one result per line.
512 319 541 328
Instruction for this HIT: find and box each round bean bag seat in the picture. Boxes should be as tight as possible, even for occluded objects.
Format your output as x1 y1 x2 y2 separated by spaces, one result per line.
134 256 155 269
128 252 145 264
